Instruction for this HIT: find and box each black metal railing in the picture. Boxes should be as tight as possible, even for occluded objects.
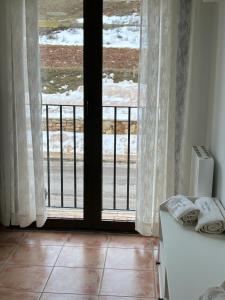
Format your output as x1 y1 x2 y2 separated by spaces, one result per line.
42 104 137 212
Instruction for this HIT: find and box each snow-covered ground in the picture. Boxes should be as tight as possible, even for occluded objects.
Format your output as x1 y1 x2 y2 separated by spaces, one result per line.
41 15 139 157
43 131 137 156
43 79 138 106
77 14 140 26
40 26 139 48
42 105 137 121
42 78 138 121
42 78 138 157
39 14 140 48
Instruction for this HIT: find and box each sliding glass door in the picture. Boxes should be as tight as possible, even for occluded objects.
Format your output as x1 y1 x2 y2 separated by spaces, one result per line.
39 0 84 220
102 0 140 222
38 0 140 230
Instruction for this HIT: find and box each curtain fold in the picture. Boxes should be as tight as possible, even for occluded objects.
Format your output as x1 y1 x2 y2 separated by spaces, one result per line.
0 0 46 227
136 0 192 236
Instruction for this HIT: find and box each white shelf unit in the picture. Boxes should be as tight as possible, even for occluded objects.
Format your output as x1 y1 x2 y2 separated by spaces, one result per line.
158 209 225 300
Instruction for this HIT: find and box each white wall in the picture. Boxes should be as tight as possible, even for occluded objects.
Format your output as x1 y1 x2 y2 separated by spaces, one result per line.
187 1 225 207
185 1 218 146
179 0 218 194
207 2 225 206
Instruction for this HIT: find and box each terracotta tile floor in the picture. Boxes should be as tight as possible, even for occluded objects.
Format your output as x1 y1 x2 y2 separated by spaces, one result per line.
0 230 159 299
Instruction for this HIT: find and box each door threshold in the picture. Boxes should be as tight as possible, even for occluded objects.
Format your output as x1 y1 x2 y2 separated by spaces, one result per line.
47 207 135 222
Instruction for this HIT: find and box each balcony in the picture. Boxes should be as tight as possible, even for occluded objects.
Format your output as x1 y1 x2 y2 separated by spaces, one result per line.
42 104 137 221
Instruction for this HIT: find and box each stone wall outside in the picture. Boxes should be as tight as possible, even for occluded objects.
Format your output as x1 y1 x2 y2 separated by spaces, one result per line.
42 118 137 134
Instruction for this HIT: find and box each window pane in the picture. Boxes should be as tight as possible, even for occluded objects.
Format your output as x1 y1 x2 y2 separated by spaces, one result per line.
38 0 84 219
102 0 140 221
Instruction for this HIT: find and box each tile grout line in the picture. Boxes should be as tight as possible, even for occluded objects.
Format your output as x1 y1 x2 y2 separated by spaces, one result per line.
39 236 68 298
39 246 63 298
1 264 155 271
99 294 156 299
97 234 110 296
0 234 26 272
0 232 157 298
0 233 42 298
99 235 157 298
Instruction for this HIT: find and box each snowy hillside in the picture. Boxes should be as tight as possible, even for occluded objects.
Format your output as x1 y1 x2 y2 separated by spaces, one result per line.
39 14 140 48
42 78 138 108
41 14 140 158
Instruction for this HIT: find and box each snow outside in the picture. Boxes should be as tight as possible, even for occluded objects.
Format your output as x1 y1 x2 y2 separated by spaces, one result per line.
39 0 140 215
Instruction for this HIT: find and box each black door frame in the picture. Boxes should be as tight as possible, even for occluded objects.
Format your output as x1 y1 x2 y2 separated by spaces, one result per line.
83 0 103 229
38 0 135 232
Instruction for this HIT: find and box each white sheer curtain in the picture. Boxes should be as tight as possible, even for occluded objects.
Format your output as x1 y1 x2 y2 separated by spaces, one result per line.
0 0 46 227
136 0 192 236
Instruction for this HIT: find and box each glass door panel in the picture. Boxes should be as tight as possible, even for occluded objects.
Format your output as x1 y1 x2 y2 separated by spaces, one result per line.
102 0 141 221
38 0 138 230
38 0 84 219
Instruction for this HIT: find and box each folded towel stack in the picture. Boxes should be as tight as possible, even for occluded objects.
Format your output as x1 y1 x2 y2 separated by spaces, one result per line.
161 195 225 234
199 281 225 300
195 197 225 234
161 195 200 225
199 287 225 300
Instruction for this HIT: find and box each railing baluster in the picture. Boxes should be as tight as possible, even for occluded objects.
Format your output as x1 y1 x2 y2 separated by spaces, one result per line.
44 104 137 212
60 106 64 207
113 107 117 210
46 105 50 207
73 106 77 208
127 107 131 210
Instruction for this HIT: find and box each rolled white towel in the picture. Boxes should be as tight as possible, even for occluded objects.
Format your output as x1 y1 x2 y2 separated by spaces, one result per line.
215 198 225 219
195 197 225 234
199 287 225 300
160 195 200 225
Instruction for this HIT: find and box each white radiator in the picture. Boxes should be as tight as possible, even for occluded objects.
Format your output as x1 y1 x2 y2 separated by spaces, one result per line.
189 146 214 197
